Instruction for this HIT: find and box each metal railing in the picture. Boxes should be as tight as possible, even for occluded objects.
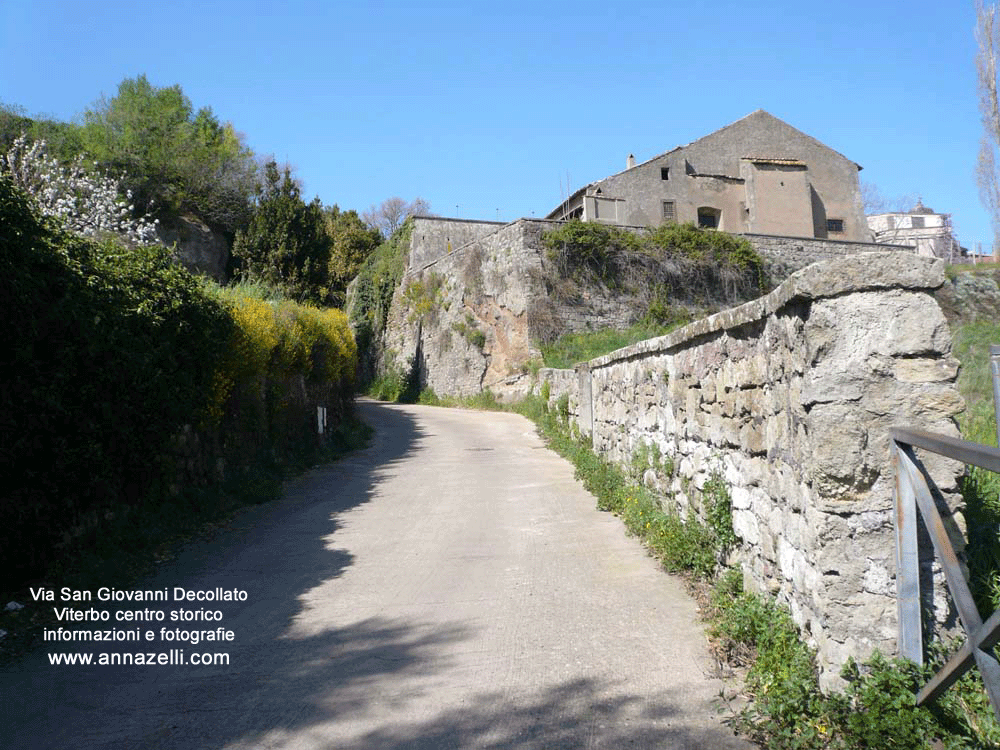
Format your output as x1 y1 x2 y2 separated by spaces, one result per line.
892 426 1000 719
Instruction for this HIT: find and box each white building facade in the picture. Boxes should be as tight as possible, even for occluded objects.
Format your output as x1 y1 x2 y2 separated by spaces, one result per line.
867 200 961 260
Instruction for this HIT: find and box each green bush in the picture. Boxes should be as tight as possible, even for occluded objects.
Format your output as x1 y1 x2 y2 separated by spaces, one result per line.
835 653 937 749
716 592 829 747
81 74 258 233
703 472 738 556
541 219 641 285
452 314 487 350
0 176 232 586
1 176 358 591
348 220 413 385
646 221 762 272
368 367 408 402
541 219 765 304
231 161 330 305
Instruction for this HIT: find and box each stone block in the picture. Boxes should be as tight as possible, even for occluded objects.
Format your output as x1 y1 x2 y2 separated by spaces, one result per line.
893 357 959 383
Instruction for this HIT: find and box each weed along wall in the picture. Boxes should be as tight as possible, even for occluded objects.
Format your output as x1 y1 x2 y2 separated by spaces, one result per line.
543 251 967 688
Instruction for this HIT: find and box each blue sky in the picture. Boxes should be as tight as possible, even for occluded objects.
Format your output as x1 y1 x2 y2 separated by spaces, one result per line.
1 1 993 251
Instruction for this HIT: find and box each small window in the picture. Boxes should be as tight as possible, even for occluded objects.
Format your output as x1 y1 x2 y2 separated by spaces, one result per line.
697 207 720 229
911 216 925 229
660 167 670 180
885 216 895 230
826 218 844 233
662 201 676 222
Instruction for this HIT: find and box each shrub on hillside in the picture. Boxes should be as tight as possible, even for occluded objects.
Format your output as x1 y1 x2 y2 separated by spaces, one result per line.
2 135 159 244
347 220 413 385
0 175 232 585
82 75 258 233
231 161 330 305
542 220 764 306
0 177 358 589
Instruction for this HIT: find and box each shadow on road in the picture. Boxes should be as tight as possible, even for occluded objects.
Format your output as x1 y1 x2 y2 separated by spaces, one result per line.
316 676 742 750
0 401 466 749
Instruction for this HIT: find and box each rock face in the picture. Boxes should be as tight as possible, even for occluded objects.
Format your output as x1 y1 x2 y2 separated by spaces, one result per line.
542 252 965 689
382 219 646 399
156 214 231 282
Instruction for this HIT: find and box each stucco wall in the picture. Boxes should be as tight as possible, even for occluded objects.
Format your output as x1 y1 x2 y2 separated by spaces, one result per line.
540 252 965 688
742 163 814 237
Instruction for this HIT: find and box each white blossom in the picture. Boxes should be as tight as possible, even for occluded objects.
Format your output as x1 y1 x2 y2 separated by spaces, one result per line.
1 135 159 245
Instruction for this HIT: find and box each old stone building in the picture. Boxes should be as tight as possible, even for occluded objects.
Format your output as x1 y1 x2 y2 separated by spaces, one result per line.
547 110 870 242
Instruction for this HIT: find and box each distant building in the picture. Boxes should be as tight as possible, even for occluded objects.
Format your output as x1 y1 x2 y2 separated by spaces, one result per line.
547 110 870 242
867 199 961 260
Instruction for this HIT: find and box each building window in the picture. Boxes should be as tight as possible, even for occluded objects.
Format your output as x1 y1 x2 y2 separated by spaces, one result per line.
826 218 844 233
662 201 675 222
661 167 670 180
697 207 720 229
911 216 925 229
885 216 895 230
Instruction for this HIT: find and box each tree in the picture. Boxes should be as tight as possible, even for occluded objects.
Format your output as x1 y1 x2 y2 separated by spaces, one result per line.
860 181 916 215
325 206 383 307
2 135 158 244
362 196 430 237
82 74 258 233
978 1 1000 250
232 160 330 303
0 103 86 162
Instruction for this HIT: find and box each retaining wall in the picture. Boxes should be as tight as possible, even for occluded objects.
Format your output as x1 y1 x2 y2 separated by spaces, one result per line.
541 251 965 688
742 233 914 282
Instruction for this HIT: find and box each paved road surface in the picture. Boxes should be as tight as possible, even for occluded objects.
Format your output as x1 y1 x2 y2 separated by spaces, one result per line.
2 400 751 749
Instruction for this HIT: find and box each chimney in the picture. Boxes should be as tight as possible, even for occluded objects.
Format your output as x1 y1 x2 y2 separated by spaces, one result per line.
626 153 635 169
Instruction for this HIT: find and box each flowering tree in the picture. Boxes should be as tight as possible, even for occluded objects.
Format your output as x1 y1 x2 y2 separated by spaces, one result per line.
1 134 158 244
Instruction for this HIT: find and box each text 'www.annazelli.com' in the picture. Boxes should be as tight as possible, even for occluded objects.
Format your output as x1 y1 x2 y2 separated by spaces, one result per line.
47 650 230 666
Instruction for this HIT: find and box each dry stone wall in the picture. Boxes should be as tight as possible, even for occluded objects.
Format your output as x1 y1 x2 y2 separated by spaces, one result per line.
542 252 965 688
387 216 964 686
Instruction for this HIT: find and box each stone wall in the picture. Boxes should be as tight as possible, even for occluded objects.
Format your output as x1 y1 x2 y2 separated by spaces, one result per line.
742 233 914 285
540 252 965 688
384 219 647 398
387 217 925 403
409 215 507 270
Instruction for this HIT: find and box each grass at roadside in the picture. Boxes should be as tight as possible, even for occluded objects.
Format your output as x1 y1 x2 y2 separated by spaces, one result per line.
539 319 690 369
952 321 1000 616
528 397 1000 749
